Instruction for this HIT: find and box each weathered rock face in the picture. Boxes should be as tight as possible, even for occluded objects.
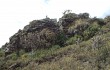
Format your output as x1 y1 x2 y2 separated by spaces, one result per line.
23 18 57 32
3 18 60 54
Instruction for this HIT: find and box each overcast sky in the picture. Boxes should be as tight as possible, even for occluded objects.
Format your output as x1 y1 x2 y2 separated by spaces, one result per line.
0 0 110 47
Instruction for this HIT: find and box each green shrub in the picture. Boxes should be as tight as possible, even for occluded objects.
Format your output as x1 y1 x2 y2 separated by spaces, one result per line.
21 53 30 60
56 32 67 46
10 53 18 60
66 35 82 45
0 49 4 57
99 46 110 61
83 22 100 40
51 45 60 49
40 28 56 43
66 37 77 45
18 50 26 56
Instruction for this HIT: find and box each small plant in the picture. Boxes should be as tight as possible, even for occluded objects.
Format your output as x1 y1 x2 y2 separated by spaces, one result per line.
66 35 82 45
51 45 60 49
56 32 67 46
0 49 4 57
21 53 29 60
83 22 100 40
19 50 25 55
91 36 105 50
10 52 18 60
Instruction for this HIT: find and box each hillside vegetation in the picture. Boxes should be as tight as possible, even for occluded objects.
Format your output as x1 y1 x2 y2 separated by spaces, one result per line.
1 10 110 70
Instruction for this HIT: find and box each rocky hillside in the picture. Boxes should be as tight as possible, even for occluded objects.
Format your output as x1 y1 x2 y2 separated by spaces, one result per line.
2 18 60 54
0 11 110 70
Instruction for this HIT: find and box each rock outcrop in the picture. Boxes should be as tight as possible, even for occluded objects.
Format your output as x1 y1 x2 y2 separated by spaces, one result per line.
3 18 60 55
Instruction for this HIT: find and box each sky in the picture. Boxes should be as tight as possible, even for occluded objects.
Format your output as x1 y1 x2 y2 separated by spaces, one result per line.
0 0 110 47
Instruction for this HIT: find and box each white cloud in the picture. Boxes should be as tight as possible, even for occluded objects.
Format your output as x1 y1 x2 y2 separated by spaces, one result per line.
0 0 110 47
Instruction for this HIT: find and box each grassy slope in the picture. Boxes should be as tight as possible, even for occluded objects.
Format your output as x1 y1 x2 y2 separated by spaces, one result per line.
2 31 109 70
22 33 110 70
1 28 110 70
